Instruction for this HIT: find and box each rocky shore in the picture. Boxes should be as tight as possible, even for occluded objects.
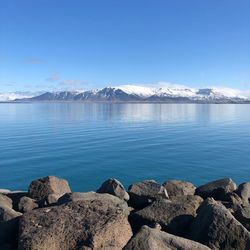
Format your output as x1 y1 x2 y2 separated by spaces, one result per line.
1 176 250 250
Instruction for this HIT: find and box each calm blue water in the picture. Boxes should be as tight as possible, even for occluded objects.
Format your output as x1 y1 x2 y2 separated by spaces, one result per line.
0 103 250 192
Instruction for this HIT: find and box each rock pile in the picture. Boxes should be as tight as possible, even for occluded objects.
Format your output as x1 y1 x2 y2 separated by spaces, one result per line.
1 176 250 249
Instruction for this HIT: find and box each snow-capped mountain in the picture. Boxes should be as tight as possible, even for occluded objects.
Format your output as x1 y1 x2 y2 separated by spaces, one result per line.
12 85 250 103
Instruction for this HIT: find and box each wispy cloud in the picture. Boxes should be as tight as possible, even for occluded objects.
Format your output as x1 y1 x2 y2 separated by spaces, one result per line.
46 73 60 82
119 81 195 90
58 79 87 91
155 81 192 89
0 82 16 87
26 58 45 65
59 79 86 86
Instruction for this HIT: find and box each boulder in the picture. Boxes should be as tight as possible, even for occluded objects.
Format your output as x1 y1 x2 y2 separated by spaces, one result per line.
18 196 38 213
0 206 22 222
57 192 130 215
6 192 28 211
0 194 22 247
163 180 195 197
195 178 237 200
28 176 71 205
237 182 250 203
128 180 169 209
189 198 250 250
220 192 243 214
18 199 133 250
130 195 203 236
124 225 211 250
0 194 12 209
233 205 250 231
97 178 129 201
0 193 22 222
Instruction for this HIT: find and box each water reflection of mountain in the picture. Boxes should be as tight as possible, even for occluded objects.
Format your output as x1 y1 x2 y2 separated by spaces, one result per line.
19 103 249 125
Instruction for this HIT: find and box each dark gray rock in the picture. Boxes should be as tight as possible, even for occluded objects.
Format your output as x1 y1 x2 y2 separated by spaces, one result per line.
18 199 132 250
0 243 14 250
57 192 130 215
233 205 250 231
0 194 22 247
28 176 71 205
18 196 38 213
189 198 250 250
195 178 237 200
124 225 211 250
220 192 243 214
0 218 20 248
6 192 28 211
97 178 129 201
130 195 203 236
128 180 169 209
237 182 250 203
163 180 196 197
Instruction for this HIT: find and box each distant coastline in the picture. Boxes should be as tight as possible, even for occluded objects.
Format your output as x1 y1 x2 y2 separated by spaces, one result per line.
3 100 250 104
1 85 250 104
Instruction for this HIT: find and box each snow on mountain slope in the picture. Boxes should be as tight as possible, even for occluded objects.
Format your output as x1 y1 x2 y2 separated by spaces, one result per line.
195 87 248 100
116 85 249 100
116 85 156 97
155 87 197 98
116 85 198 98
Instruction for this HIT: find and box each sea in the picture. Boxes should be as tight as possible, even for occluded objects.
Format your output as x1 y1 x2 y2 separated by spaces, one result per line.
0 103 250 191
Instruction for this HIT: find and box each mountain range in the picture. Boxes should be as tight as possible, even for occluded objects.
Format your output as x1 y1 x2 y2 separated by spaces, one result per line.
2 85 250 103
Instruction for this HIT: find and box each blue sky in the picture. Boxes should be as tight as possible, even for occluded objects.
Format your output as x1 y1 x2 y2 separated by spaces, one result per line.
0 0 250 92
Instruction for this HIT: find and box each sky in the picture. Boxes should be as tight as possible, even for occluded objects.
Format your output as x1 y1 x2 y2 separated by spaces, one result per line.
0 0 250 92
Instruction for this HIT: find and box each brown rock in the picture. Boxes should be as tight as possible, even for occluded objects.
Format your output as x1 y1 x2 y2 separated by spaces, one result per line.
97 178 129 201
124 225 211 250
237 182 250 203
18 199 132 250
28 176 71 205
163 180 195 197
128 180 169 209
189 198 250 250
57 192 130 215
0 194 12 209
130 195 203 236
0 193 22 222
195 178 237 200
0 206 22 222
18 196 38 213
